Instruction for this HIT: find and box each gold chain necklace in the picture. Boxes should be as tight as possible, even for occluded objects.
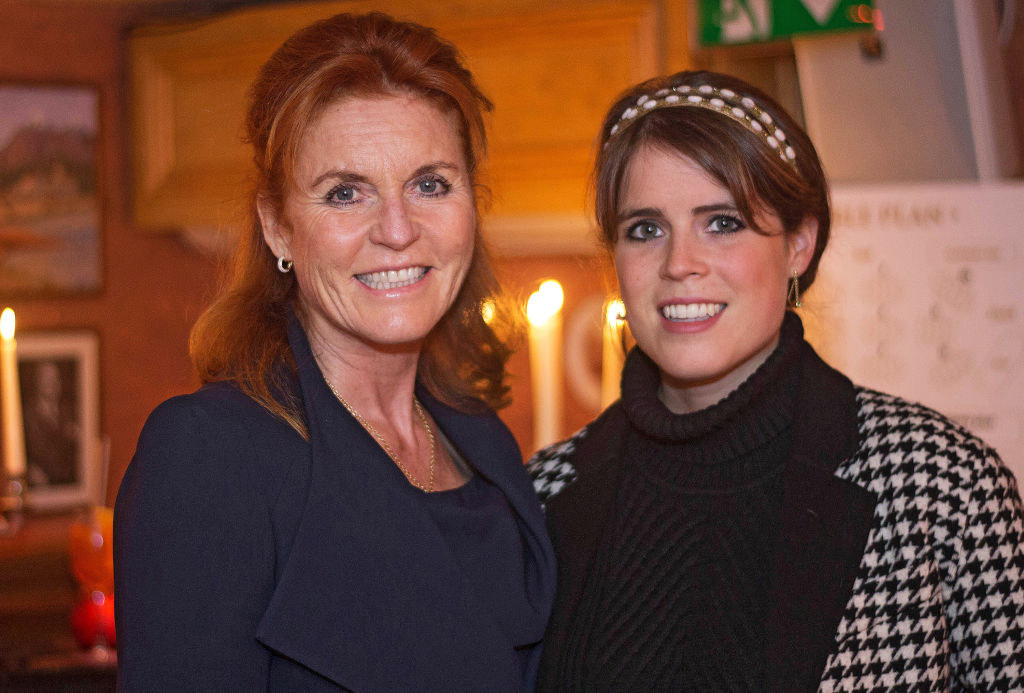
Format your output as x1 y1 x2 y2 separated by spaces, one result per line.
323 378 436 493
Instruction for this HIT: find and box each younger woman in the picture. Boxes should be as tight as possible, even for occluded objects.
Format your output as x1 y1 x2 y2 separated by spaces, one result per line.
529 70 1024 692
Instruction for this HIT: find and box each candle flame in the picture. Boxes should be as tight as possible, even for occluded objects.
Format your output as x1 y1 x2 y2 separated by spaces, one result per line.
605 299 625 327
526 280 564 326
0 308 14 340
480 299 496 325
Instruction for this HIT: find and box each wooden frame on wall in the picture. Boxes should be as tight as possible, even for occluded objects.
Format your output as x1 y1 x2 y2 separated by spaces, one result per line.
17 330 100 510
0 82 102 296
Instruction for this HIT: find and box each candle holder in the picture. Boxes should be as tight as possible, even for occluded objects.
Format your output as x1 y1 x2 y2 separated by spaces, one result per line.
0 473 25 536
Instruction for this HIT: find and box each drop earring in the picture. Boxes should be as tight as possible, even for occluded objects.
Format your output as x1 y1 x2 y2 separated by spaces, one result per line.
787 270 801 308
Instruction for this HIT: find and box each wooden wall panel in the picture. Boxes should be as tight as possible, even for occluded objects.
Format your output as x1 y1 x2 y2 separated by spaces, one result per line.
129 0 659 252
129 2 352 235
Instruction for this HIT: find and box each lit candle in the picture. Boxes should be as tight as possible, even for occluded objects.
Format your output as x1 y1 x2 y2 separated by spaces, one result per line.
0 308 25 479
601 299 626 408
526 280 564 451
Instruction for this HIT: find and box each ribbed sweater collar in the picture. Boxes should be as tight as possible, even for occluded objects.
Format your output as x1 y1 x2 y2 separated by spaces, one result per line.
620 313 805 469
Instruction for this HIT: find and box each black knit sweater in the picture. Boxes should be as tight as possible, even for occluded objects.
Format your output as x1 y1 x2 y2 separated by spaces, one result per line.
556 314 805 691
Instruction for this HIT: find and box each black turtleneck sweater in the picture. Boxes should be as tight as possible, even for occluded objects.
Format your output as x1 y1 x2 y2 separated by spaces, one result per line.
557 314 805 692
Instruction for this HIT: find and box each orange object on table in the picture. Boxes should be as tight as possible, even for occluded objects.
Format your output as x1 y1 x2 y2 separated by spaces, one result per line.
68 506 114 594
68 506 116 650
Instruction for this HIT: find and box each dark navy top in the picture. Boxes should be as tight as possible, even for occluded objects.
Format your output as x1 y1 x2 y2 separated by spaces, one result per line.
421 473 542 672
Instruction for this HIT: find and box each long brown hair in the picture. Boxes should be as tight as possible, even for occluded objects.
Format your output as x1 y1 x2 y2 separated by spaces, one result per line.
190 12 515 437
594 70 831 290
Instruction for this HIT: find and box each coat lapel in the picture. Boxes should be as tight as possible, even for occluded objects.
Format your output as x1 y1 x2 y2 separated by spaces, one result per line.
255 315 544 692
764 342 877 692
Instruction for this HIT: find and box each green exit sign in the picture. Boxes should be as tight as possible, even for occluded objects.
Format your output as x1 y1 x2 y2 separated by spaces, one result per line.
700 0 875 46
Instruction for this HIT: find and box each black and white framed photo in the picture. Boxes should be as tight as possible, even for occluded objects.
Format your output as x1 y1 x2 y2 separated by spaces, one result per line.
16 331 100 510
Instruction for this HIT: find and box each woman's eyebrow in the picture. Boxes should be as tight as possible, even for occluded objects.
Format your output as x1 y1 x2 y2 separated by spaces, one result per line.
310 161 460 188
411 161 460 177
692 202 739 215
311 170 370 188
617 206 662 222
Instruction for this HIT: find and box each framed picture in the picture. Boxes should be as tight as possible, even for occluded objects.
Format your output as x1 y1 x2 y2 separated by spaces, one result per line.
16 331 100 510
0 82 102 295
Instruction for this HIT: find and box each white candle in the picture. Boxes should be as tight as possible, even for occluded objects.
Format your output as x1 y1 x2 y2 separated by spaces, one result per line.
0 308 25 479
601 299 626 408
527 280 564 451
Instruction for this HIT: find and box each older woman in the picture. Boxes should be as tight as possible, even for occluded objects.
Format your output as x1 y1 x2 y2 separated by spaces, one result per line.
529 70 1024 691
114 12 554 691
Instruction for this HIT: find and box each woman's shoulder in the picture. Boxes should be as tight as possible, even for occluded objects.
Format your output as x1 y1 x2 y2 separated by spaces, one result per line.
147 379 261 417
851 385 1000 464
132 381 307 492
143 381 298 441
526 426 589 503
526 402 625 504
844 385 1018 511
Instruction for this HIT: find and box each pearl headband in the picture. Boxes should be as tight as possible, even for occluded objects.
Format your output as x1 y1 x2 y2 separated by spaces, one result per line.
606 84 797 167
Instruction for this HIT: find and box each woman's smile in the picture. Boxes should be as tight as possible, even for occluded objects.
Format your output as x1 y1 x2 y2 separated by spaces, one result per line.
355 266 430 291
659 302 726 321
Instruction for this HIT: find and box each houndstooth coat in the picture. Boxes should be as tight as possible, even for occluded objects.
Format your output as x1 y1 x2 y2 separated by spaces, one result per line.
528 341 1024 692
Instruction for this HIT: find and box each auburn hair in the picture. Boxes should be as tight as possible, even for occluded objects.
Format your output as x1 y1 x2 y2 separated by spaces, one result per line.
190 12 515 438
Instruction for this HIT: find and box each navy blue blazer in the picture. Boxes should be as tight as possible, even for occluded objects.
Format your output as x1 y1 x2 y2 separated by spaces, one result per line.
114 317 556 691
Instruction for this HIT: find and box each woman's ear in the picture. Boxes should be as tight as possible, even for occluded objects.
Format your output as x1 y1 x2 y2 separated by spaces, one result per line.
787 218 818 275
257 195 291 260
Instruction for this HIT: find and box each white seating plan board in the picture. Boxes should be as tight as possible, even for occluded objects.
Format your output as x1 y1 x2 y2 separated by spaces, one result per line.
804 182 1024 482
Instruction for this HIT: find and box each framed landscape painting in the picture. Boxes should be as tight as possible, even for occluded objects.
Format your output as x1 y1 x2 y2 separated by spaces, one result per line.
0 83 101 295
